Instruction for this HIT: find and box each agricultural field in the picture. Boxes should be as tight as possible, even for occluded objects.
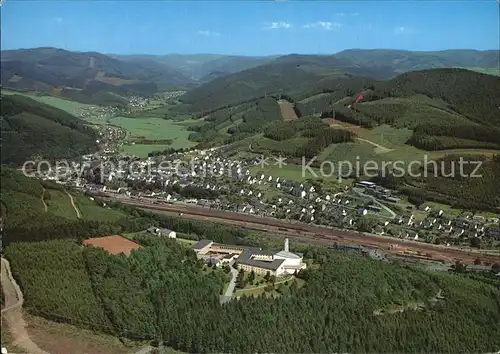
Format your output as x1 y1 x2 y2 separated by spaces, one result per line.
25 95 93 116
1 89 93 115
249 163 348 183
278 99 298 121
109 116 197 156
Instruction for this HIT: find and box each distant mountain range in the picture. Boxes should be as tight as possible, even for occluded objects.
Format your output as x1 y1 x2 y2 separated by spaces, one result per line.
1 47 498 106
110 53 278 82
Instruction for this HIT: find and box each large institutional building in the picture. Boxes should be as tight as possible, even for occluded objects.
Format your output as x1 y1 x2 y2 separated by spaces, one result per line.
192 238 306 276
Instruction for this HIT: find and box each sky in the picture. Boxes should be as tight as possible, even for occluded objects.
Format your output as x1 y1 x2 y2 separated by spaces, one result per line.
1 0 499 55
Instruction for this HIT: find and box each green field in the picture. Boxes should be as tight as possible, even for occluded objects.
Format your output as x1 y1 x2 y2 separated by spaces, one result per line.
74 195 128 221
1 90 93 115
109 116 197 156
45 190 79 220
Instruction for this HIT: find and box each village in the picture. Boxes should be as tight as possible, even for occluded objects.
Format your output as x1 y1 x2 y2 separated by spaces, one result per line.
32 145 500 253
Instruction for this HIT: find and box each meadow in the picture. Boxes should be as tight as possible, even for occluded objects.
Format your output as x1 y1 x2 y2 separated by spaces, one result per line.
1 90 93 115
109 116 197 156
74 195 128 222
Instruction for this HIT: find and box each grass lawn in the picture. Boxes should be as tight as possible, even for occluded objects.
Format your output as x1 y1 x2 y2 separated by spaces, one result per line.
422 201 463 218
176 237 197 246
234 275 302 298
249 163 350 183
46 190 79 220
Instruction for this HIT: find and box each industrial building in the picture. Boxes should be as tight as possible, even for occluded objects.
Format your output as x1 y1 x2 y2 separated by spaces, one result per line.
192 238 306 276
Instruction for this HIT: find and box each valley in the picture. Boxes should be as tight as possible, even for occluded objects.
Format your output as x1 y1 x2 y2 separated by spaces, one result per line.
1 10 500 352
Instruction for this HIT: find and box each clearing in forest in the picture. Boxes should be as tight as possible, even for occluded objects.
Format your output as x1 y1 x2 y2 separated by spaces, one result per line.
83 235 142 256
278 100 298 121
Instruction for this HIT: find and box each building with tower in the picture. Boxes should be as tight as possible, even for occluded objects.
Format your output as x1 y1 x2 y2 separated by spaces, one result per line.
191 238 306 276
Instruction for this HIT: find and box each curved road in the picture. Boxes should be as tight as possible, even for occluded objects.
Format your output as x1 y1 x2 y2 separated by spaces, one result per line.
221 267 239 304
1 257 50 354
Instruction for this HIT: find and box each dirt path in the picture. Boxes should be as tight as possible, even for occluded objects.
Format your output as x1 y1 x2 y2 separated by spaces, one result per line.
356 138 394 154
41 187 48 212
1 257 51 354
65 190 81 218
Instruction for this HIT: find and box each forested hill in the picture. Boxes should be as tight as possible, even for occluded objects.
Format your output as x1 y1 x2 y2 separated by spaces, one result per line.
179 50 499 113
0 94 97 165
376 68 500 126
1 47 194 101
334 49 499 73
179 55 391 112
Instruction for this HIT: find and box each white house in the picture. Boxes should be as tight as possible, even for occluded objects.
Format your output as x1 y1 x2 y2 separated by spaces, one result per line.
159 228 176 238
147 226 176 238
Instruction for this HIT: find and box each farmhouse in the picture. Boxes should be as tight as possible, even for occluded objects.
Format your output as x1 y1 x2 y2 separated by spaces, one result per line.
83 235 142 256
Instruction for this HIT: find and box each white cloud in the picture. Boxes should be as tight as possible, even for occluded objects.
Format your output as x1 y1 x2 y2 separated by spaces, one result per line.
197 30 220 37
264 21 292 30
394 26 417 35
334 12 359 17
303 21 342 30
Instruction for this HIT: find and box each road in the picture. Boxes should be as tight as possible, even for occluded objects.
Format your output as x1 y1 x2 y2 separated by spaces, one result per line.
1 257 50 354
356 138 394 154
104 196 500 265
355 190 397 219
220 266 239 304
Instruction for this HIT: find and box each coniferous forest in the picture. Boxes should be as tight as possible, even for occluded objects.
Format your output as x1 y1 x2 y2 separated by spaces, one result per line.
5 235 500 353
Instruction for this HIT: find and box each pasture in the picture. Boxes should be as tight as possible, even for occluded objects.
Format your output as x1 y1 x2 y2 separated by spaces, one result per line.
45 189 79 220
15 93 92 116
74 196 128 222
109 116 197 156
278 100 298 121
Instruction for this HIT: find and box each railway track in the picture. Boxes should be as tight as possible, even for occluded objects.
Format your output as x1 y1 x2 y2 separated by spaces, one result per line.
103 196 500 265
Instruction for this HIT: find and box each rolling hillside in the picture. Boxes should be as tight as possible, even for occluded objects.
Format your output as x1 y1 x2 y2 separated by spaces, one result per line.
0 168 140 247
179 54 394 112
184 68 500 152
333 49 499 73
180 50 499 113
113 53 278 81
0 94 97 165
1 47 193 103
